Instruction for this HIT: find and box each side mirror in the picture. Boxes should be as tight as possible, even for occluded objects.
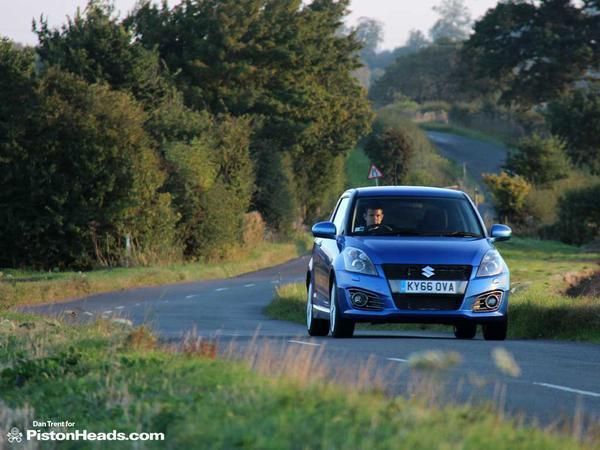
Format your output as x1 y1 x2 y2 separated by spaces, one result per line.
312 221 337 239
490 224 512 242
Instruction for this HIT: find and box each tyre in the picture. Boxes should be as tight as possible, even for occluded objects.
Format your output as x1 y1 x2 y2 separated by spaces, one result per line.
482 319 508 341
306 279 329 336
454 323 477 339
329 279 355 338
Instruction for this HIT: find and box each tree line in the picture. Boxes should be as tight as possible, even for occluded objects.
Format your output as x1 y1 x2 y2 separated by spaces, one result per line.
0 0 373 269
360 0 599 245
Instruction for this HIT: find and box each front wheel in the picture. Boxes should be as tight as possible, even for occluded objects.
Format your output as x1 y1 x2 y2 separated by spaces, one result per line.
454 323 477 339
329 279 355 338
306 279 329 336
482 319 508 341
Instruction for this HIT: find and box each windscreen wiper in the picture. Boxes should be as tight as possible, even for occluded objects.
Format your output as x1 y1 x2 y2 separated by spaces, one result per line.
440 231 482 238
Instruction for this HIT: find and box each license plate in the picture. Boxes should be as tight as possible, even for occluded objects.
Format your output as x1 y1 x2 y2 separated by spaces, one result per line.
398 280 459 294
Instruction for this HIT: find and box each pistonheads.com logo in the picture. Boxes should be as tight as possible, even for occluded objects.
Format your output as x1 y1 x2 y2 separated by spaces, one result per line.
3 422 164 444
7 427 23 444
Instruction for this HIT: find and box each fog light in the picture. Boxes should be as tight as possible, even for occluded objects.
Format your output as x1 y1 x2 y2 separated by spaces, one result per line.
351 292 369 307
485 294 499 308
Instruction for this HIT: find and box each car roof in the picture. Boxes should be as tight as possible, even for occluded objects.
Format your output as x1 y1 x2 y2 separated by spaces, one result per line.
345 186 467 199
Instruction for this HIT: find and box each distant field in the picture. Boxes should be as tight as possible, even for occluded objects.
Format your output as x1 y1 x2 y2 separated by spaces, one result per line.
266 237 600 342
0 312 596 449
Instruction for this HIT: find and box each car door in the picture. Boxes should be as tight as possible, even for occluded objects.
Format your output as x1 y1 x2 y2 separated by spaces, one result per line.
314 196 350 304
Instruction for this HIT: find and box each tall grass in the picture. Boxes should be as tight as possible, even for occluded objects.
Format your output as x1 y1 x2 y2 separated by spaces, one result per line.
0 313 597 449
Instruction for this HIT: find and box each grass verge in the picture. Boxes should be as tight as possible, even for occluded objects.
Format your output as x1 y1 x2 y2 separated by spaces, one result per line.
265 238 600 342
0 234 312 311
0 313 597 449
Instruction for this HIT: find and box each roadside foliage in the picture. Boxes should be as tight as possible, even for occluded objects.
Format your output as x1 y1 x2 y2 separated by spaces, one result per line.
362 0 599 244
0 0 372 269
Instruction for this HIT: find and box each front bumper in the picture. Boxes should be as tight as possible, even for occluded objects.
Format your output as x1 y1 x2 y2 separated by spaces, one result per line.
335 268 509 325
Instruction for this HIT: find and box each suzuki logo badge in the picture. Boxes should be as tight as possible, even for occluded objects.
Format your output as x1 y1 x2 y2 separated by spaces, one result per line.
422 266 435 278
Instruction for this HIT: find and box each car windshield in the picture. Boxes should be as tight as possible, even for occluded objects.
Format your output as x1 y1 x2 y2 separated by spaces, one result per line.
350 196 484 237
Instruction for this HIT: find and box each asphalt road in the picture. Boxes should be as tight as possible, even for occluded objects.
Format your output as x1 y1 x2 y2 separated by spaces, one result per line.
425 131 507 182
426 131 508 222
23 257 600 429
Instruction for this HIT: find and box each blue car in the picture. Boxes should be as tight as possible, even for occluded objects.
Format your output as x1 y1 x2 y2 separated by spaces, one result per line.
306 186 511 340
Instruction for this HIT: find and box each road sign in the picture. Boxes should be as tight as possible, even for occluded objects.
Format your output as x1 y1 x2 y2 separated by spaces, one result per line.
367 164 383 179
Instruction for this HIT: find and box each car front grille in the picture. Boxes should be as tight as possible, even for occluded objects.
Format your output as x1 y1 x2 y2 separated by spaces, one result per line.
383 264 472 281
393 294 463 311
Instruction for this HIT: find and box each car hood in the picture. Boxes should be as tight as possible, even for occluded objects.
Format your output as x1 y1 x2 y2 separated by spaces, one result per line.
343 236 492 266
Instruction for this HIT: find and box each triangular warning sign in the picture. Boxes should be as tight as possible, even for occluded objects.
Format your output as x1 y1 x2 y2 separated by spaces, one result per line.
367 164 383 179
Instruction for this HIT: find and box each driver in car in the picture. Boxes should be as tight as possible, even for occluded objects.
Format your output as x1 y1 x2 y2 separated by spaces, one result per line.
362 206 392 233
365 206 384 228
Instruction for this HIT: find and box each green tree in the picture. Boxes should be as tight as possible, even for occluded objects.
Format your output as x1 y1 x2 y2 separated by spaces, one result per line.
430 0 472 43
146 90 213 148
369 42 462 105
406 30 429 51
505 134 571 185
354 17 384 68
1 68 178 268
555 183 600 245
128 0 372 222
34 0 171 107
251 140 297 232
0 39 39 267
462 0 599 105
162 113 254 258
546 88 600 174
363 121 414 185
483 172 531 223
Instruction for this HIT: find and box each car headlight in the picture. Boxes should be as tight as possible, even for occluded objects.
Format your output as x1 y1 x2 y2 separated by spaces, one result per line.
342 247 377 276
476 249 505 277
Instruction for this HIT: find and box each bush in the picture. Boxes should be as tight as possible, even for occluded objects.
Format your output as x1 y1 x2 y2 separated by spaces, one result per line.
242 212 266 248
522 170 597 229
162 114 254 259
448 101 545 143
483 172 531 223
194 182 246 260
554 183 600 245
252 142 298 233
363 123 414 185
505 134 570 185
546 88 600 174
0 68 180 269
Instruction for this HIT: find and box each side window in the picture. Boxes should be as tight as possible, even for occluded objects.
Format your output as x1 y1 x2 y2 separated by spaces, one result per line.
332 197 350 235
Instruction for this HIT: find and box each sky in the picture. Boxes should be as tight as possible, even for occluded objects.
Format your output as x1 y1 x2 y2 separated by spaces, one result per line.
1 0 500 50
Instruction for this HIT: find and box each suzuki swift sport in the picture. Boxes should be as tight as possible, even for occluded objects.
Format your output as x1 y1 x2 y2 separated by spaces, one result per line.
306 186 511 340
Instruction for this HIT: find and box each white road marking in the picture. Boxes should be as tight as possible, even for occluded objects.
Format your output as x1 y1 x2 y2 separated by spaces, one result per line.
271 280 279 284
185 295 200 299
115 306 124 310
288 340 321 347
533 382 600 398
215 288 228 292
387 357 408 363
244 283 255 287
134 303 141 306
102 310 112 315
83 312 94 316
